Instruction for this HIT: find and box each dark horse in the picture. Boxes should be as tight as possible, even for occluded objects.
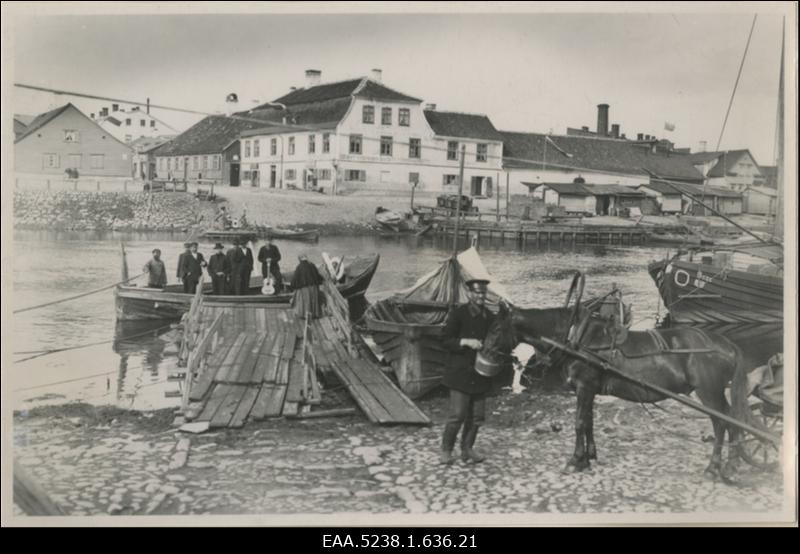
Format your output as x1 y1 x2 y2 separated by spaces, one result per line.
482 273 752 482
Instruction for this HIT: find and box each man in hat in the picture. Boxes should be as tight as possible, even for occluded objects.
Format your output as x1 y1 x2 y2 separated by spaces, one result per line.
257 237 283 293
290 253 324 318
142 249 167 288
176 242 191 283
226 239 245 295
207 243 230 295
439 278 495 465
179 242 207 294
239 239 255 295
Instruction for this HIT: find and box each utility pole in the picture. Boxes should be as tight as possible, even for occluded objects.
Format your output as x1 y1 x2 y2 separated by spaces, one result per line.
451 144 466 306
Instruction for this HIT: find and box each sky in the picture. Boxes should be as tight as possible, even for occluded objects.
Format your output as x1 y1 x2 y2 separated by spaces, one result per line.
8 5 792 165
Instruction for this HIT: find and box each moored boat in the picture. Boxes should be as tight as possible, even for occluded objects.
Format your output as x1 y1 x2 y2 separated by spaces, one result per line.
116 252 379 321
259 227 320 242
648 244 783 324
364 247 512 398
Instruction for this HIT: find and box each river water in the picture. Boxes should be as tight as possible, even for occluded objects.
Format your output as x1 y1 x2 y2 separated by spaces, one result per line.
10 230 783 411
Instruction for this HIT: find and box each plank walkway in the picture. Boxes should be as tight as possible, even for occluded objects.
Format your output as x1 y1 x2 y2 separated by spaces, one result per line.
181 302 429 429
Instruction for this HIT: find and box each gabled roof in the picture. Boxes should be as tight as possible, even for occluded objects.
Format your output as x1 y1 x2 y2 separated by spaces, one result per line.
424 110 503 141
501 131 704 181
688 149 761 178
129 135 174 153
637 181 684 195
525 181 593 195
271 77 421 106
14 104 72 143
589 184 646 196
154 110 282 156
14 114 36 127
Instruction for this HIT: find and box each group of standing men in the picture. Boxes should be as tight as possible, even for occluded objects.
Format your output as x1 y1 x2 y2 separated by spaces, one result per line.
143 237 284 296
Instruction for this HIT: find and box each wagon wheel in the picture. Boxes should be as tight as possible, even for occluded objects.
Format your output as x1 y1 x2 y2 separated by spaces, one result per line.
738 401 783 470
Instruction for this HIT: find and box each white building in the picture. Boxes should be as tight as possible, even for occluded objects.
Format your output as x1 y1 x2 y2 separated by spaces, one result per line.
92 102 177 144
688 149 763 192
238 69 504 197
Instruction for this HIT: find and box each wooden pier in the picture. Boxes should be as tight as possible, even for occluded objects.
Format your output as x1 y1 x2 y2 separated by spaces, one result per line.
174 273 430 430
433 222 649 247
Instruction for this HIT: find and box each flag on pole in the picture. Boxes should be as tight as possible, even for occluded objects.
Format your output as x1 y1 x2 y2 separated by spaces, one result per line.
664 121 676 132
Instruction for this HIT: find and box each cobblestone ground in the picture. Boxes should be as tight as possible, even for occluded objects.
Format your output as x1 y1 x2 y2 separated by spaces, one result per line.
12 390 784 517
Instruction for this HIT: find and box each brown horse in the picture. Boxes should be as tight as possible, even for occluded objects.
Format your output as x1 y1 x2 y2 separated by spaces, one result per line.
486 273 752 483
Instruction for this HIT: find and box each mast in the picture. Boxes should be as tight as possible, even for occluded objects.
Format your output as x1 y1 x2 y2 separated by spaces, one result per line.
774 17 785 241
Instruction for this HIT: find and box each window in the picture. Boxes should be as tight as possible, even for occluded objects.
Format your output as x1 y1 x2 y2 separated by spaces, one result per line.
399 108 410 126
319 169 332 180
380 136 393 156
476 143 488 162
443 174 458 186
322 133 330 153
381 107 392 125
270 138 277 156
285 169 296 180
253 139 260 157
43 153 60 168
126 119 131 126
90 154 105 169
362 105 374 124
150 120 156 128
288 137 295 155
349 134 362 154
68 154 81 168
63 130 80 143
168 158 174 170
243 170 251 181
409 138 421 159
244 140 251 158
447 141 459 161
204 156 210 170
409 172 419 184
346 169 366 182
140 119 146 127
308 134 316 154
213 156 220 170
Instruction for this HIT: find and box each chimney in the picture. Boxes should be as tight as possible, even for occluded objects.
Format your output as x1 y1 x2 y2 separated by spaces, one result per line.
699 140 707 152
370 68 383 82
146 97 150 115
90 113 95 119
100 107 108 117
611 124 620 138
637 133 644 141
305 69 322 88
424 103 437 111
596 103 609 136
112 104 119 112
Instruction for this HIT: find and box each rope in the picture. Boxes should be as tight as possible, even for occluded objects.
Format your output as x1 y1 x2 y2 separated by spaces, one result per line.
13 322 174 364
715 14 758 151
13 271 147 314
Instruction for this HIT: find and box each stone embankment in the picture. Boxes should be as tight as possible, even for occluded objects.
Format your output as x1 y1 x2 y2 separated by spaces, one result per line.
13 190 211 232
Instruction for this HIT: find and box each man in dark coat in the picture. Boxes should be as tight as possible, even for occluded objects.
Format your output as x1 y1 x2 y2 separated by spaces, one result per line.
439 279 495 465
142 249 167 288
239 240 255 295
176 242 191 284
179 242 207 294
226 239 245 295
207 243 230 295
257 237 283 293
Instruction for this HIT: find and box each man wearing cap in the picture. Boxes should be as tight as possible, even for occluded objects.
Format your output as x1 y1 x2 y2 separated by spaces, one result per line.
176 242 191 284
439 278 495 465
207 243 230 295
142 249 167 288
257 237 283 293
179 242 207 294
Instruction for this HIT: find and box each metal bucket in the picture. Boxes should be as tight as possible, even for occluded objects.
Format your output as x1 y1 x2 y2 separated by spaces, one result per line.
474 351 503 378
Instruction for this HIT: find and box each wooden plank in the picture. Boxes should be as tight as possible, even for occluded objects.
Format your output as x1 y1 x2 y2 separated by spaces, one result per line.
250 384 287 418
188 335 240 401
251 332 279 383
210 384 247 428
13 460 65 515
196 383 229 422
218 334 257 383
276 358 291 385
282 401 299 417
285 360 306 403
228 386 260 428
280 330 297 359
234 332 268 384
